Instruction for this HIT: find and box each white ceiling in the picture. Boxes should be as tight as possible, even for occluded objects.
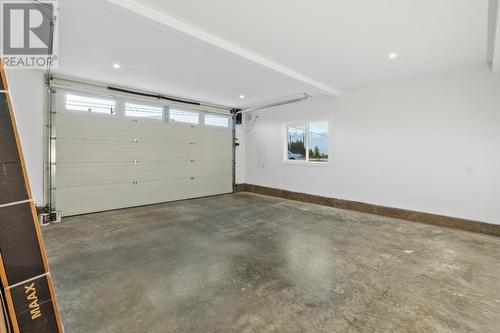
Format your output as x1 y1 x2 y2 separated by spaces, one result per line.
56 0 492 107
55 0 318 108
133 0 490 90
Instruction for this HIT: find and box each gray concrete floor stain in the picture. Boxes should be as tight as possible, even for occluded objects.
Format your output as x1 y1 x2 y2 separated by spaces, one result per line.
42 193 500 333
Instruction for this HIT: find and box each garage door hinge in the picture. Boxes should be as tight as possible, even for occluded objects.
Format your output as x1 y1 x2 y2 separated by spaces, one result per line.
190 177 195 180
190 160 195 163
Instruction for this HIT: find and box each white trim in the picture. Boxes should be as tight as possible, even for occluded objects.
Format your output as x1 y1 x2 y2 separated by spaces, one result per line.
283 159 330 167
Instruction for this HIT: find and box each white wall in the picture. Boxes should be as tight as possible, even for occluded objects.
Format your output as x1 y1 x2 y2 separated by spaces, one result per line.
6 70 45 205
5 65 500 225
242 67 500 225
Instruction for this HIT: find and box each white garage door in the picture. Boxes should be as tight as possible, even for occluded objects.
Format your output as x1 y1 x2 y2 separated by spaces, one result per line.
53 90 233 216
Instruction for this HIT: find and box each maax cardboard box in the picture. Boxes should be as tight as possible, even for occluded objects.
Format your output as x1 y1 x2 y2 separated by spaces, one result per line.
0 204 61 333
8 276 59 332
0 63 63 332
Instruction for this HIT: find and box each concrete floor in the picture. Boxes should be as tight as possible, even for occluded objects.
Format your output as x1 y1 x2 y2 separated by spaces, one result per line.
43 193 500 333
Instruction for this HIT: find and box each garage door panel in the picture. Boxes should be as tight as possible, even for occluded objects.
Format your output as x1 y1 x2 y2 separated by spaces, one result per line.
189 144 233 161
189 176 233 198
57 183 135 216
57 139 135 163
57 113 135 139
57 140 192 163
134 124 200 142
55 90 233 216
132 142 190 161
57 142 232 163
57 163 134 188
57 161 229 189
192 161 232 177
57 161 195 188
57 176 232 216
199 127 232 144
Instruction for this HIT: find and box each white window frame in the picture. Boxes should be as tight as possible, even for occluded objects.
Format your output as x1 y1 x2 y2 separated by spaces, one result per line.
58 89 234 129
284 120 330 166
168 107 200 126
204 113 230 128
64 92 117 115
124 100 165 121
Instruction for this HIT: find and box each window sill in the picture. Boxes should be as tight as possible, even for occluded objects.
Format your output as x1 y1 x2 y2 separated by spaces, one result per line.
284 160 330 167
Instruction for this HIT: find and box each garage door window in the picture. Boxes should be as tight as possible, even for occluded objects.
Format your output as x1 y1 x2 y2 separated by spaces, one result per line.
66 94 116 114
125 102 163 120
169 109 199 124
205 114 229 127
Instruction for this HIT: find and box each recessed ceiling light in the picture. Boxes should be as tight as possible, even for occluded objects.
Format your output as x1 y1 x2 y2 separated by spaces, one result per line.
388 53 398 59
113 63 121 69
240 95 245 99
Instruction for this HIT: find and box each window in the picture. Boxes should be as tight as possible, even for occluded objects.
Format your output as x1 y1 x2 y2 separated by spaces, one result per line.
66 94 115 114
125 102 163 120
287 125 306 161
308 121 329 162
286 121 329 163
205 114 229 127
169 109 199 124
